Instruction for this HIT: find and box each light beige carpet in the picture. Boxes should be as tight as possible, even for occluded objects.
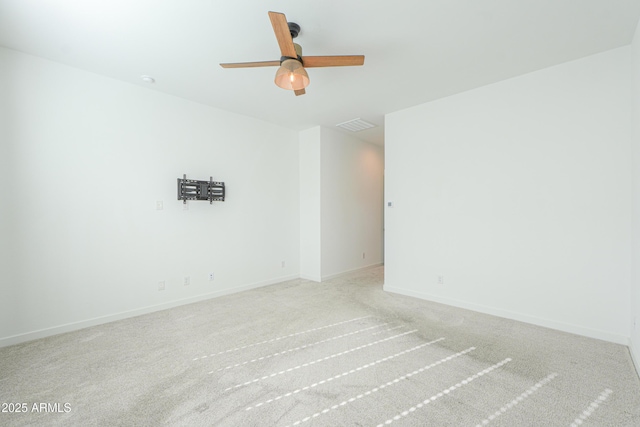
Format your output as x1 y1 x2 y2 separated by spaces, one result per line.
1 266 639 426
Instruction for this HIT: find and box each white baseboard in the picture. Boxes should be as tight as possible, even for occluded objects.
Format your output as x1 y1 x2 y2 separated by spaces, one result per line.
0 274 300 348
384 285 630 346
630 340 640 379
322 263 384 282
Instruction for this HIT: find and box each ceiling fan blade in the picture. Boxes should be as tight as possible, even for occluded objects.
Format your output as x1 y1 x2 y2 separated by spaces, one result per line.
220 60 280 68
302 55 365 68
268 11 297 58
294 88 306 96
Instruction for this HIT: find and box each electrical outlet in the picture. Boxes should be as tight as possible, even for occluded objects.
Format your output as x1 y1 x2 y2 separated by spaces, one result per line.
156 201 163 210
281 261 286 268
158 281 165 291
362 252 366 259
208 272 214 281
437 275 444 285
184 276 190 286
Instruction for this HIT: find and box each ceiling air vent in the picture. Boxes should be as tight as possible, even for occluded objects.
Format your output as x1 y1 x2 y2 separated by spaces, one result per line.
335 118 376 132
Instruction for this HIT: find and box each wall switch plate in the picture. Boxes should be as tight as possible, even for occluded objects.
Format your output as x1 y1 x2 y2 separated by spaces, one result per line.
208 272 214 281
437 275 444 285
156 201 163 210
184 276 190 286
158 281 165 291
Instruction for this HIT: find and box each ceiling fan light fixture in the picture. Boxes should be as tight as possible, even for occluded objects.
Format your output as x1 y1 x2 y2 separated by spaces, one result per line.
274 59 309 91
221 12 364 96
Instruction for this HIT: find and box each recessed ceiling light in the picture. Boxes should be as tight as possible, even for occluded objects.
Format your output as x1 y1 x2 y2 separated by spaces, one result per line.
140 75 155 84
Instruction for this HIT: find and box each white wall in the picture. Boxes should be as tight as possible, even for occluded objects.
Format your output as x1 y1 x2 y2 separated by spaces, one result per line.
0 48 17 343
385 47 632 344
299 127 322 281
0 47 300 346
298 126 384 282
320 127 384 279
631 19 640 370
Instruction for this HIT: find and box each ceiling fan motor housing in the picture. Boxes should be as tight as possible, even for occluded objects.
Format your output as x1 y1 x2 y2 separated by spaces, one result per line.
280 43 304 64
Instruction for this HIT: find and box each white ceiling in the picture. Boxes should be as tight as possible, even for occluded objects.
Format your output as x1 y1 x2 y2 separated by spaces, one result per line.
1 1 639 146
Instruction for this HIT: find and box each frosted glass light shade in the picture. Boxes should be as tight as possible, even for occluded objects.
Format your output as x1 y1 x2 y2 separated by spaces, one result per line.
274 59 309 91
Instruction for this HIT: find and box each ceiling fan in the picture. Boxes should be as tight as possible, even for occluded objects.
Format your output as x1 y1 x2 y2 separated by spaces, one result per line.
220 11 365 96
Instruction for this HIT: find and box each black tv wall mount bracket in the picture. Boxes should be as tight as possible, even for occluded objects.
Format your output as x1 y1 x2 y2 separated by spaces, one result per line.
177 174 225 204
